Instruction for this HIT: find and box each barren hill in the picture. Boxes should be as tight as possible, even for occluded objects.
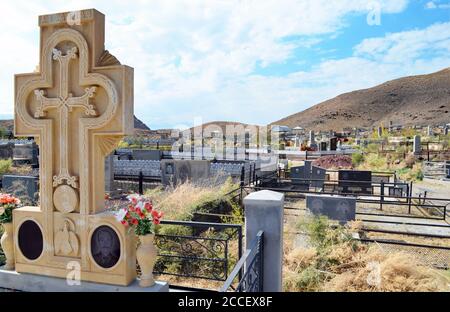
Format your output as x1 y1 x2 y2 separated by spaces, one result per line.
273 68 450 131
188 121 260 136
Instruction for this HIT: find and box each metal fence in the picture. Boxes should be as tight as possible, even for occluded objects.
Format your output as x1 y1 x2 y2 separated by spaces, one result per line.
220 231 264 292
154 220 243 289
245 181 450 221
359 238 450 269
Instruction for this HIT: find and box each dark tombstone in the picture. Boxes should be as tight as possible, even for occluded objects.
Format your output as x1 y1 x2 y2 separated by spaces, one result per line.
0 142 14 159
2 175 39 204
320 142 327 151
338 170 372 194
90 225 121 269
372 175 390 184
18 220 44 261
306 194 356 224
116 149 133 160
160 160 211 186
13 143 38 166
304 160 312 182
329 138 337 151
132 149 162 161
290 166 309 190
311 166 326 189
388 187 403 197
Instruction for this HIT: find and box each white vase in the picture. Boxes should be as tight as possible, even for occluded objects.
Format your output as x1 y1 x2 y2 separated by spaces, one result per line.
1 223 15 270
136 234 157 287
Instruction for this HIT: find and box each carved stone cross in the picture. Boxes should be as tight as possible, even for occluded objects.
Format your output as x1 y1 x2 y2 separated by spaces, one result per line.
35 47 97 190
13 9 136 286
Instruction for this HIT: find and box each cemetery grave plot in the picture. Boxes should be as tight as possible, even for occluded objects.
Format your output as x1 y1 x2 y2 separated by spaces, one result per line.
280 196 450 272
103 183 244 291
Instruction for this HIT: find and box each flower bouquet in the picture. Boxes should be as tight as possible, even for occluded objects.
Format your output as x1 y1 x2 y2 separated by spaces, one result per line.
115 194 163 287
0 193 21 270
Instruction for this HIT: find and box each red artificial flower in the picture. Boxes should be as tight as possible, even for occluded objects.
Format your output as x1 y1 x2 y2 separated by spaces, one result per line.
153 218 160 225
131 218 138 225
135 208 142 215
151 210 159 218
144 202 152 212
131 197 138 205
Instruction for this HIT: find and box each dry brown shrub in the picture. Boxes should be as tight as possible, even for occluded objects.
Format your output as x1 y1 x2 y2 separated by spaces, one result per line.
347 220 363 232
405 154 416 168
285 248 317 270
324 247 449 292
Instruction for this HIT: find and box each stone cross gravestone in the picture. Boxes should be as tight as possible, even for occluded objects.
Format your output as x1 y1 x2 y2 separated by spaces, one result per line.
13 9 135 286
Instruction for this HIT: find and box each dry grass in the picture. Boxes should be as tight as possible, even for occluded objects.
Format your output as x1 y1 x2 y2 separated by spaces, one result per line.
283 216 450 292
145 178 238 220
324 247 449 292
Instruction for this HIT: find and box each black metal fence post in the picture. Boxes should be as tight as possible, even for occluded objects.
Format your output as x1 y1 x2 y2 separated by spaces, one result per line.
138 171 144 195
408 181 413 214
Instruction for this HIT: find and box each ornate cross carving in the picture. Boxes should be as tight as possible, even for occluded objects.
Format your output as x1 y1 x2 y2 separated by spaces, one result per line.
13 9 135 286
34 47 98 188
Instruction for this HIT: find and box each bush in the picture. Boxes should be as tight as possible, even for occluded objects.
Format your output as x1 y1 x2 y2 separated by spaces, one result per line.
351 153 364 167
0 159 12 175
365 154 388 170
365 143 380 153
405 154 416 169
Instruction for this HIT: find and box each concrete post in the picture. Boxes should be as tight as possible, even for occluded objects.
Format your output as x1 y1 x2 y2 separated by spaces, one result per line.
244 190 284 292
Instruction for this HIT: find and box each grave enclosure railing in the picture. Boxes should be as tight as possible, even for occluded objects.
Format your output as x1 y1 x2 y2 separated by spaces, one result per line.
153 220 243 291
243 178 450 221
220 231 264 292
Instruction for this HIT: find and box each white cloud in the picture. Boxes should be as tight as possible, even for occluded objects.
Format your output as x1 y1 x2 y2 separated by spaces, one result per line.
0 0 420 129
425 1 450 9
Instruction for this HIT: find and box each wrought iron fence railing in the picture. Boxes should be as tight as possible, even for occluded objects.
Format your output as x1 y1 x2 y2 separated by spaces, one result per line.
220 231 264 292
153 220 243 289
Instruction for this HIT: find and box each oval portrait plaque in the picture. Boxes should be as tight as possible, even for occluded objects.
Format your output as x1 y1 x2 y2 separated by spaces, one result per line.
18 220 44 261
90 225 121 269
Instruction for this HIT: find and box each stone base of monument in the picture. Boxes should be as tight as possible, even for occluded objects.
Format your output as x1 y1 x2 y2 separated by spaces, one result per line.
0 267 169 292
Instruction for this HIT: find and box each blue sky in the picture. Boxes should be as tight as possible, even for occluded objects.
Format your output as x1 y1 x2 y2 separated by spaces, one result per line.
1 0 450 129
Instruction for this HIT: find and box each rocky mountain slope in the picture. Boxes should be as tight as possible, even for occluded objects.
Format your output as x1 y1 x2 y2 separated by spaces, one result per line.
273 68 450 131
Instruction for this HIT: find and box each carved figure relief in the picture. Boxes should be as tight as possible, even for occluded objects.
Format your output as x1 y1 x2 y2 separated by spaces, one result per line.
54 219 79 257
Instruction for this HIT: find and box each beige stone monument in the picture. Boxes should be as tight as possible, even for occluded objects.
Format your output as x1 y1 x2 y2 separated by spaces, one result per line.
13 9 135 285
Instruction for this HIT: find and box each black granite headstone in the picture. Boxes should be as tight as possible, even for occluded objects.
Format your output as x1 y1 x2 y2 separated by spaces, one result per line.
338 170 372 194
311 166 327 189
329 138 338 151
